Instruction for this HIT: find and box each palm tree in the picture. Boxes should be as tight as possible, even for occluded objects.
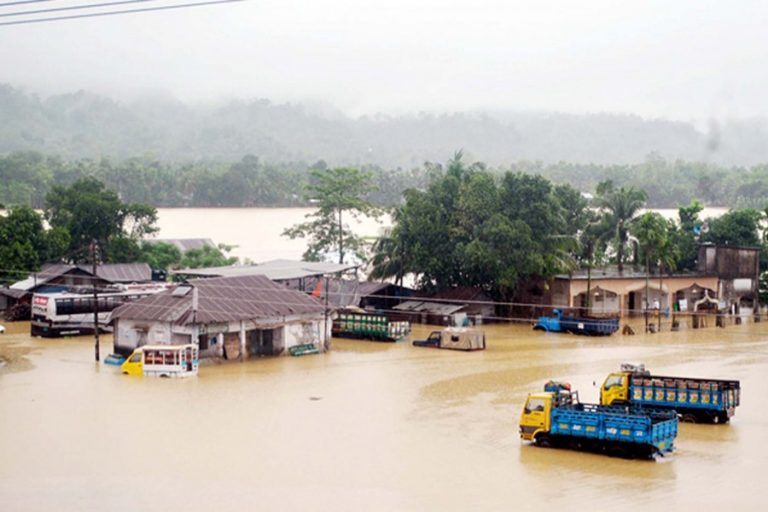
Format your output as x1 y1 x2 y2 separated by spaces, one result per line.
369 206 410 287
369 226 408 286
594 180 648 272
631 212 668 331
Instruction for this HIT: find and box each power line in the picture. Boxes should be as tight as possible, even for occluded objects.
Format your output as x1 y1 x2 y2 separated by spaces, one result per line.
0 0 161 18
0 0 244 26
0 0 54 6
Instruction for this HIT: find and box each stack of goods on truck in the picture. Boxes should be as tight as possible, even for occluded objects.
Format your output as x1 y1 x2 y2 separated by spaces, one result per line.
600 363 741 423
332 311 411 342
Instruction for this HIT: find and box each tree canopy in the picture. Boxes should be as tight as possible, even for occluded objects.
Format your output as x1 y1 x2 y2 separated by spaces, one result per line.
283 167 380 264
44 177 158 263
370 154 586 299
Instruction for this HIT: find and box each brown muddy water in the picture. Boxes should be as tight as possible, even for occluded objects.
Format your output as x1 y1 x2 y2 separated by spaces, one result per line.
1 320 767 512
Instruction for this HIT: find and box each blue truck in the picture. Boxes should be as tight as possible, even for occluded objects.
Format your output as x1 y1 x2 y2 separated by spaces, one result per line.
600 363 741 424
533 308 619 336
520 382 678 459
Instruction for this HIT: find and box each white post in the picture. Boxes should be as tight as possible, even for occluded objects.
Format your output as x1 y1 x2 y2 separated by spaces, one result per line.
239 321 246 361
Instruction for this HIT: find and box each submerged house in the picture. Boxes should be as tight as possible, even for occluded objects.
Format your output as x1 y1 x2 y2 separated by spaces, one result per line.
543 245 760 319
111 275 328 359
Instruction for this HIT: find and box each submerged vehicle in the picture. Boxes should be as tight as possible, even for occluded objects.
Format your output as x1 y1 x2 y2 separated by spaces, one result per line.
412 327 486 351
534 308 619 336
332 311 411 342
520 381 678 459
600 363 741 423
121 344 199 378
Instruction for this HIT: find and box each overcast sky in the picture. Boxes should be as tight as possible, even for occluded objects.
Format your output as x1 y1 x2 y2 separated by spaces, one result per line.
1 0 766 120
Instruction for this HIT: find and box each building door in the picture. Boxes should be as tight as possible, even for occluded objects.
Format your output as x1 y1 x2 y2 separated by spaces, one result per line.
248 329 275 356
628 292 637 316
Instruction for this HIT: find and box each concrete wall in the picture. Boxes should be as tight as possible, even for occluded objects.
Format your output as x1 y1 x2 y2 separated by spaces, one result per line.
114 319 174 354
115 314 328 357
567 276 720 318
284 320 325 350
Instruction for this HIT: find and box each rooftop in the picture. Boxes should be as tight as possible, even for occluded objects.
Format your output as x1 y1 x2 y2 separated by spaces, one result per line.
10 263 152 291
559 267 715 281
111 274 325 325
173 259 358 281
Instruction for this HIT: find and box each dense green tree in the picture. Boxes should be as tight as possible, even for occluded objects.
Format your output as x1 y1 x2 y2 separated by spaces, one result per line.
139 242 183 272
370 154 585 299
671 199 704 271
44 177 158 263
283 167 380 264
179 244 237 269
0 205 69 282
701 209 762 247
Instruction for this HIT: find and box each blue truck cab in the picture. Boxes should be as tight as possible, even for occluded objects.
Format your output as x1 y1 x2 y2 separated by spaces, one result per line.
534 308 619 336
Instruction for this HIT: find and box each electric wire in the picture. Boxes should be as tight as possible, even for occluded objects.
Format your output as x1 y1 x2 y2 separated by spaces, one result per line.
0 0 244 26
0 0 161 18
0 0 54 7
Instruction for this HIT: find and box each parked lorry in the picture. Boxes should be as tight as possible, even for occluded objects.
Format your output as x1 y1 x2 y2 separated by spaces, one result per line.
520 381 678 459
534 308 619 336
412 327 486 351
600 363 741 423
332 311 411 342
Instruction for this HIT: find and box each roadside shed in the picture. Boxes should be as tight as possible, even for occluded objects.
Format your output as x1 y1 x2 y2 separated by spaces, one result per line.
111 274 328 359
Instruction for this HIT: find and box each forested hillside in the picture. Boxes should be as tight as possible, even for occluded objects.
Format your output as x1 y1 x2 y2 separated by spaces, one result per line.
3 84 768 167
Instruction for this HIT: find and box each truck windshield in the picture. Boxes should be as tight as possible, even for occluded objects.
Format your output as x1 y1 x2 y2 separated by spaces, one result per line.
525 398 545 413
604 375 623 389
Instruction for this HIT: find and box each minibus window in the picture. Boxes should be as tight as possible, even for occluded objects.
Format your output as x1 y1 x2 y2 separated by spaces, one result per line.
129 354 141 363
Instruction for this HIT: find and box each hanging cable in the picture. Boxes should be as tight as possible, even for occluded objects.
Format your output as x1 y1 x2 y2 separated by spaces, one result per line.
0 0 244 27
0 0 54 7
0 0 161 18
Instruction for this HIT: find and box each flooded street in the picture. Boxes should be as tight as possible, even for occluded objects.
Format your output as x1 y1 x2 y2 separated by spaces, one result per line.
2 320 767 511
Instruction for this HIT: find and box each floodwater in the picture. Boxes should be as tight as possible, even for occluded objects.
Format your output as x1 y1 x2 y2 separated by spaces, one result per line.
2 320 767 511
155 208 388 262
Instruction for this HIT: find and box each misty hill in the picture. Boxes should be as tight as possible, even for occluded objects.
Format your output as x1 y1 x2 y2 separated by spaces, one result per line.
2 84 767 167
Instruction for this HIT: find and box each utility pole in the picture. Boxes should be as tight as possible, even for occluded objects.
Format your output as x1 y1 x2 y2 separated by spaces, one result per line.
91 240 100 362
323 275 330 350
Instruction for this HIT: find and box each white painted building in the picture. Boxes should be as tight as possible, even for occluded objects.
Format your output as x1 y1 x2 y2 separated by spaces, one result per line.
111 274 329 359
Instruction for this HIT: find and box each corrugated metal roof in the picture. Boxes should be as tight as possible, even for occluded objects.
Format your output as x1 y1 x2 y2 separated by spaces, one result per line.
10 263 152 290
112 274 325 325
10 264 88 290
392 300 466 315
0 288 28 299
173 259 358 281
93 263 152 283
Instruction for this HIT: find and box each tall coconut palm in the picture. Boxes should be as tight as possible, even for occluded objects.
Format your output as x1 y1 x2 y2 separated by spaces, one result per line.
631 212 668 331
594 180 648 272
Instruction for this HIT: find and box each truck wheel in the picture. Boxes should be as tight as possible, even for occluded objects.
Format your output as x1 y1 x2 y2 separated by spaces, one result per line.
681 414 697 423
709 412 728 424
609 446 628 459
536 435 552 448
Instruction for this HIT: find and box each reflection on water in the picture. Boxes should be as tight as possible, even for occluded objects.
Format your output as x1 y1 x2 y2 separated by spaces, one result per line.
1 320 767 511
